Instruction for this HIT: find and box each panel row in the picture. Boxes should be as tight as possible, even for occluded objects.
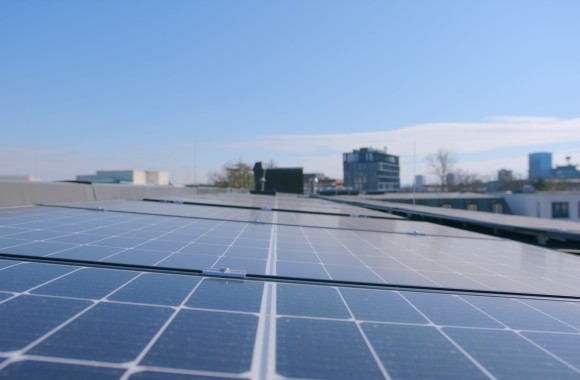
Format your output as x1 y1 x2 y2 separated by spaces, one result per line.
1 261 579 379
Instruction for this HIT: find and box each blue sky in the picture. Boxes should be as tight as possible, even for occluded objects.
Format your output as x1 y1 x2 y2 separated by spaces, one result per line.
2 1 579 185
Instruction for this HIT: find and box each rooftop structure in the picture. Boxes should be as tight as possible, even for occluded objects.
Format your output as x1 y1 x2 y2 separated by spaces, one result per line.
329 194 580 249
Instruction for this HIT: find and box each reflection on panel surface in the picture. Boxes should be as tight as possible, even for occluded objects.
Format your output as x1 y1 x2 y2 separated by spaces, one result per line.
1 260 579 379
2 204 579 295
1 196 580 379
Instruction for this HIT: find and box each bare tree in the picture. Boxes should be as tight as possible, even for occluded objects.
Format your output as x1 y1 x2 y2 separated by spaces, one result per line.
208 159 254 188
450 169 482 192
426 149 456 192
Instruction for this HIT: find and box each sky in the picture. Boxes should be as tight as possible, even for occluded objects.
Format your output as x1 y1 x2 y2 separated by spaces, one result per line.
1 0 580 186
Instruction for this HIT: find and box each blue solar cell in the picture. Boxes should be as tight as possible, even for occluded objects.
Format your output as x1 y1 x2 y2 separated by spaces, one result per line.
186 278 263 313
0 238 29 249
3 242 77 257
362 323 488 379
5 230 66 240
178 243 228 255
0 360 124 379
49 245 125 261
196 236 236 245
277 317 383 379
277 283 350 319
276 249 320 263
109 273 200 306
29 303 173 363
317 253 362 266
403 292 503 328
0 227 28 236
520 299 580 330
444 328 579 378
214 257 266 275
340 288 428 324
141 310 258 373
101 249 172 266
276 261 330 279
31 268 137 299
0 259 17 269
128 371 242 380
0 295 91 351
371 267 439 287
47 234 106 244
159 253 218 269
462 295 577 332
277 241 313 251
0 292 11 301
224 246 269 259
325 265 384 283
0 263 78 292
235 238 270 249
92 236 149 248
133 240 189 252
522 332 580 369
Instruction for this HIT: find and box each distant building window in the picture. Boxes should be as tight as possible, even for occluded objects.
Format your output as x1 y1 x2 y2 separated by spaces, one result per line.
552 202 569 218
346 153 358 163
467 204 478 211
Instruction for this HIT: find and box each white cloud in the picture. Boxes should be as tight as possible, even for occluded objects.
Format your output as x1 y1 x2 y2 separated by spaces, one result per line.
3 116 579 186
223 116 580 157
217 116 580 185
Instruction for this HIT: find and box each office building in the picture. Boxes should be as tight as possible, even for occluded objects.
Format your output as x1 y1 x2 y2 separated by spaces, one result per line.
529 152 552 179
497 169 513 182
343 147 400 192
76 170 169 185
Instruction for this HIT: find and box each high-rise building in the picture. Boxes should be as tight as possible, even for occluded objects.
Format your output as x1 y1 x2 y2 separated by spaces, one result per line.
343 147 400 192
498 169 513 182
528 152 552 179
414 175 425 189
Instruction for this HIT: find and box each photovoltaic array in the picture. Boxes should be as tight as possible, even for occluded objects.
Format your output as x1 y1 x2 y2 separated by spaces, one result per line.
0 194 579 379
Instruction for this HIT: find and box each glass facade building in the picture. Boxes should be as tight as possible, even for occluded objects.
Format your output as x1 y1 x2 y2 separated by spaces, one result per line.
343 147 400 192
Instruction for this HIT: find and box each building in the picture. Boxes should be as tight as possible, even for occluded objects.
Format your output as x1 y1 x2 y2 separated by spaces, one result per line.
529 152 552 179
414 175 425 190
363 192 508 213
252 162 304 194
497 169 513 182
303 173 343 195
76 170 169 185
0 175 40 182
552 164 580 179
502 192 580 221
343 147 400 193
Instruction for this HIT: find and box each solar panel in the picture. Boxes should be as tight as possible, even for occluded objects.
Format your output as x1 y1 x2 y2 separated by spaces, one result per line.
1 195 580 378
1 205 580 295
1 259 579 378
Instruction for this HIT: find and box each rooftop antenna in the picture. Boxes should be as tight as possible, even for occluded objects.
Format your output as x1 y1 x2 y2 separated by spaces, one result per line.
193 130 197 185
412 140 416 205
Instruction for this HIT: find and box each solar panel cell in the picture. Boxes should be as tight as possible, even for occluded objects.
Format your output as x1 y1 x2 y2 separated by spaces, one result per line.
362 323 489 379
0 296 91 351
141 310 258 373
0 360 125 380
29 303 174 363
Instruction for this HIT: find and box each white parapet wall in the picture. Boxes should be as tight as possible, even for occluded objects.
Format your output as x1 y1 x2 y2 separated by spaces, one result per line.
0 181 209 207
502 192 580 222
